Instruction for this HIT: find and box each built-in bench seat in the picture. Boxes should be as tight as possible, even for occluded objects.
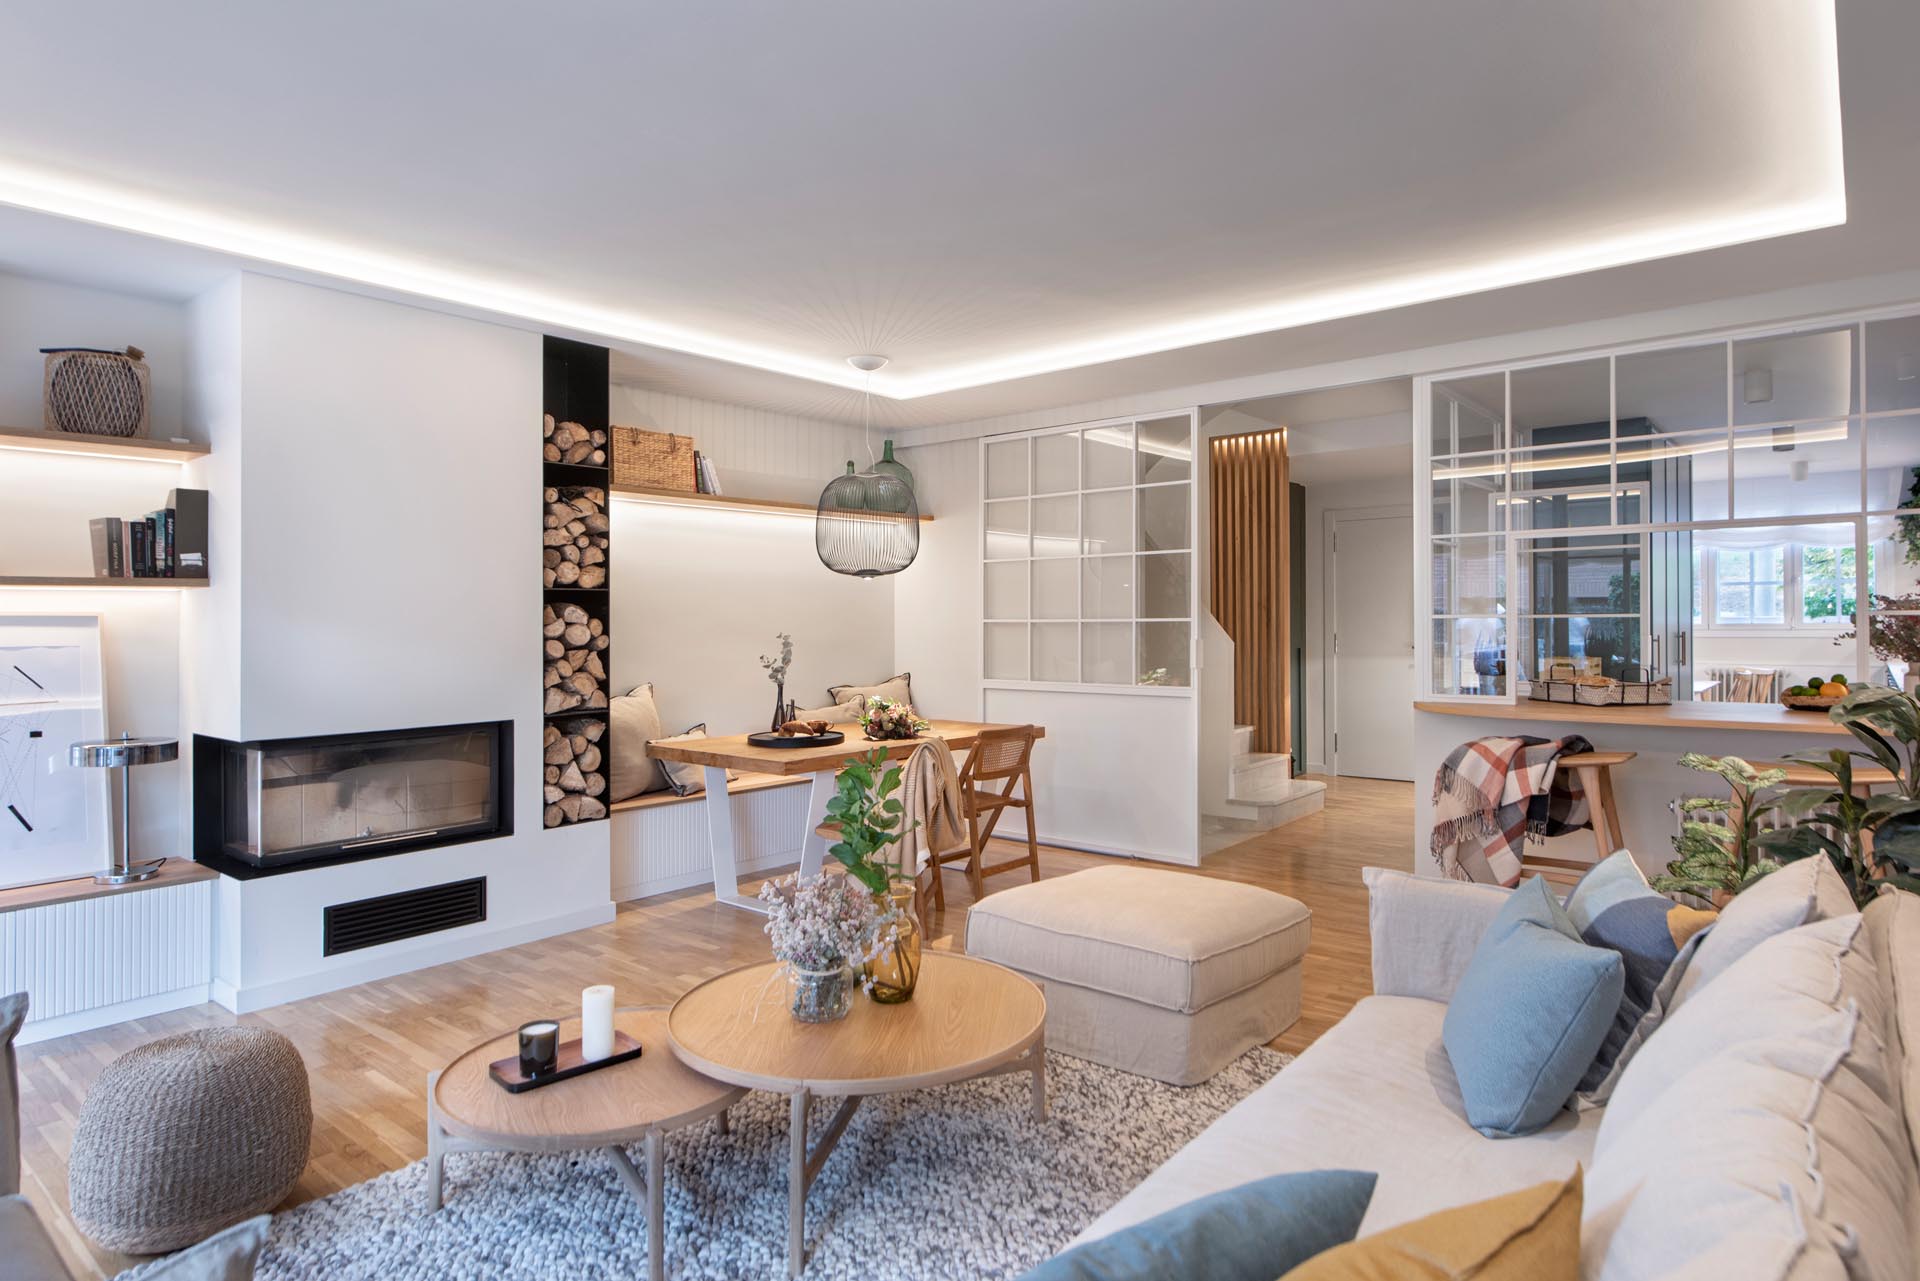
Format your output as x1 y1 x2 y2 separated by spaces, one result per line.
606 771 806 814
608 771 816 901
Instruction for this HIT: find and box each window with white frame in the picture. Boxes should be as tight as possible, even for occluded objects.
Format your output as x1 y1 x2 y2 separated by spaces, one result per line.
1692 542 1876 628
982 413 1196 689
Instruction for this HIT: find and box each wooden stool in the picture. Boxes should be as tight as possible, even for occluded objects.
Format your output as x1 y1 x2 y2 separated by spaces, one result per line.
1762 761 1897 793
1522 750 1634 880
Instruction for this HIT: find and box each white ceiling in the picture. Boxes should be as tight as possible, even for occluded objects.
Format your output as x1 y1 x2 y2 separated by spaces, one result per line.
0 1 1909 428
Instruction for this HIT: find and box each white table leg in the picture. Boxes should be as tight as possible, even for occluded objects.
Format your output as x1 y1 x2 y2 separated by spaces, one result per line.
701 765 768 914
424 1070 446 1213
798 770 837 879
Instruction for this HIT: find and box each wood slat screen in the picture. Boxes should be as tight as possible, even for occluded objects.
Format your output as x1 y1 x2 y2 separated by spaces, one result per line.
1209 429 1290 756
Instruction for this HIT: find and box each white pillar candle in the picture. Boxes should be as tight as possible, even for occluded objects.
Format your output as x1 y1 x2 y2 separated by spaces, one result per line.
581 984 615 1062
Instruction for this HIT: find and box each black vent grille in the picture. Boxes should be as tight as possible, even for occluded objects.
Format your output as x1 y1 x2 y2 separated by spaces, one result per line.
323 877 487 957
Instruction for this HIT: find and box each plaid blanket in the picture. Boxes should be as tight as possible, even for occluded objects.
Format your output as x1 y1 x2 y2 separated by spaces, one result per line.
1430 734 1594 886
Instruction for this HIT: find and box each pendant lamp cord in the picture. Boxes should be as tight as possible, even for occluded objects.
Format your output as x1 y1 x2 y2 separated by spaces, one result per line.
863 367 875 469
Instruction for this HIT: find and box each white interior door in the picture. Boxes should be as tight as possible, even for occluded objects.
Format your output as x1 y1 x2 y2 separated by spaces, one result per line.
1331 510 1414 780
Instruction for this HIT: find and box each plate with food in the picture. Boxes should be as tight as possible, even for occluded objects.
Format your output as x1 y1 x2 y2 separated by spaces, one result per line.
1781 673 1852 710
747 721 847 748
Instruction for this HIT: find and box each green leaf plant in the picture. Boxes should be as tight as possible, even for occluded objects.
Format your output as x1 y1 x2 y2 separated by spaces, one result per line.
1651 753 1787 904
1753 687 1920 905
822 749 920 893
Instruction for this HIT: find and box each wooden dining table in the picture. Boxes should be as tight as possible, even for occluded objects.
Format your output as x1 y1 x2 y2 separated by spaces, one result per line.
646 719 1045 913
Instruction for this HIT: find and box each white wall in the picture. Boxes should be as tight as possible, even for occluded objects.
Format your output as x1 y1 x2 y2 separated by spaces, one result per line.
893 437 980 720
188 273 613 1012
610 501 895 731
610 385 872 506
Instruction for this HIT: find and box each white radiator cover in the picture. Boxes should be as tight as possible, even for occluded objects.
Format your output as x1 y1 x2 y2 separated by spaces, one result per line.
611 782 814 901
0 879 214 1045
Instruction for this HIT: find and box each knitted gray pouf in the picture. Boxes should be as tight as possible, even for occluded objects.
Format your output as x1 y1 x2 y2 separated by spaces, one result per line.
70 1026 311 1253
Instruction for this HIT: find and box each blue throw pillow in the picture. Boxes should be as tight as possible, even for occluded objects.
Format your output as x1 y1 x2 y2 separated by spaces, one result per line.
1564 851 1716 1094
1020 1170 1377 1281
1442 876 1625 1137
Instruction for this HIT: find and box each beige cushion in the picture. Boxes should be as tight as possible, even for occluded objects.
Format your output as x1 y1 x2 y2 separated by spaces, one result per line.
1078 995 1600 1246
607 684 667 801
827 672 912 710
1670 854 1854 1010
1862 891 1920 1267
791 699 862 725
965 866 1310 1013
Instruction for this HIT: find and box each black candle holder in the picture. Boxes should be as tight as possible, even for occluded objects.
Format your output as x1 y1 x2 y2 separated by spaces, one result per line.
518 1020 559 1077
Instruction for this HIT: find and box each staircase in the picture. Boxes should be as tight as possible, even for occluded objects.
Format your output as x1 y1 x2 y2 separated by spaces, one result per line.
1219 724 1326 828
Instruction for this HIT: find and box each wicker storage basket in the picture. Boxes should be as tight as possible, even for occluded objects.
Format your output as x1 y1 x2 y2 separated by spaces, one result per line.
1527 664 1672 706
42 346 150 438
611 426 696 491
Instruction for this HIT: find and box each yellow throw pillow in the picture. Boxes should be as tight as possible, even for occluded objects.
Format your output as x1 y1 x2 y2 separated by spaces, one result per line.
1279 1170 1581 1281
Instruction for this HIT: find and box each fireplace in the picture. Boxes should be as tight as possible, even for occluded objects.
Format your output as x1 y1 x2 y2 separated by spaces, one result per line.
193 722 513 877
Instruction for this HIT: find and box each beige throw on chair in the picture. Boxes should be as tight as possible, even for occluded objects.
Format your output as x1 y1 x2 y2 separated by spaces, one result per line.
898 737 965 886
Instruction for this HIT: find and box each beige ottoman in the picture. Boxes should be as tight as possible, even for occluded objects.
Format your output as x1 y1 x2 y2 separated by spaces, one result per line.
964 866 1310 1086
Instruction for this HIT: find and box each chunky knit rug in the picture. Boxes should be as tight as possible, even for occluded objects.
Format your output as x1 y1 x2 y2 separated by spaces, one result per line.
243 1048 1289 1281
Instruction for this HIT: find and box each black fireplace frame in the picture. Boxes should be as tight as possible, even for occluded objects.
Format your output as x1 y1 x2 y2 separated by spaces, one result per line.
192 721 515 879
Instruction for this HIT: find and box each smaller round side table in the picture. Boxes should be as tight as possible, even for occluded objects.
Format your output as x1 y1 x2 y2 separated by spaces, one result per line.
428 1006 745 1281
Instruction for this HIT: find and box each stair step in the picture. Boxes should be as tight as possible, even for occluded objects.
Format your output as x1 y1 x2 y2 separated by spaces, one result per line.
1230 725 1255 756
1230 752 1292 795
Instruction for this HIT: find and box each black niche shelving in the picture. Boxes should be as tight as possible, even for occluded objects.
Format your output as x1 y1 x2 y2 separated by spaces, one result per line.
541 335 612 829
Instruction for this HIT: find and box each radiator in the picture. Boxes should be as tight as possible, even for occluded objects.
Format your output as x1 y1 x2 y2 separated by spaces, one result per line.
1696 665 1778 703
0 877 213 1042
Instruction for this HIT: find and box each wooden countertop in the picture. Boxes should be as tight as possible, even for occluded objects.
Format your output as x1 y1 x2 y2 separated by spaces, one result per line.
0 859 218 915
646 720 1045 776
1413 698 1852 735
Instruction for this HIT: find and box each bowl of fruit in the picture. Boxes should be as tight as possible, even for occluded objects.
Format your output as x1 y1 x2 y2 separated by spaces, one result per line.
1782 673 1852 710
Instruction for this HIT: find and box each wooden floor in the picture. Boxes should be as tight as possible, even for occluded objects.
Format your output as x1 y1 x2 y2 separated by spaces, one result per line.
17 776 1412 1279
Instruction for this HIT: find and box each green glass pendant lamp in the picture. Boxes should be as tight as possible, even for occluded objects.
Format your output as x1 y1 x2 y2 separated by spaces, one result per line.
816 356 919 577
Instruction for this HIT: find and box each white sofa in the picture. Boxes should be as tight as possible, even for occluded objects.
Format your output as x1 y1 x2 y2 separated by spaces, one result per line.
1074 868 1920 1279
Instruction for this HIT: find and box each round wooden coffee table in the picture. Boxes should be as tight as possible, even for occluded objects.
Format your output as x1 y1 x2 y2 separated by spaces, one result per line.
667 951 1047 1277
428 1006 745 1281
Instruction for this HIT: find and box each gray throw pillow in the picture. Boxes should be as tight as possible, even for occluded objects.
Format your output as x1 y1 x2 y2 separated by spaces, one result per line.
140 1214 271 1281
651 724 711 796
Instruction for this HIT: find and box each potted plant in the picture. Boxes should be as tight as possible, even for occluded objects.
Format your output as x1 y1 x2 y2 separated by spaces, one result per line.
758 872 892 1022
1836 593 1920 694
1753 687 1920 905
859 695 929 742
824 749 923 1003
1652 753 1788 905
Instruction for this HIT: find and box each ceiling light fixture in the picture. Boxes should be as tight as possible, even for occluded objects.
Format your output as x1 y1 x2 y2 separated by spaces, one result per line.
816 356 918 577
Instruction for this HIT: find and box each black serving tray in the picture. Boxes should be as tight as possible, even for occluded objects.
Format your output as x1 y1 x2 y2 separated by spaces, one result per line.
488 1030 643 1093
746 730 847 749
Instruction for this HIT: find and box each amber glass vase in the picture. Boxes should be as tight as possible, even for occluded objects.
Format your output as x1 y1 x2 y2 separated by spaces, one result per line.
863 879 922 1003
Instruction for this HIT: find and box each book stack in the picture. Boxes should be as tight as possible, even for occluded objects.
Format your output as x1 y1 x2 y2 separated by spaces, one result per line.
88 488 208 579
692 451 724 496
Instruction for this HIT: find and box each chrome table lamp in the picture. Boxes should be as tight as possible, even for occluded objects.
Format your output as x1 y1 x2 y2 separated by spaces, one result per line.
68 732 177 884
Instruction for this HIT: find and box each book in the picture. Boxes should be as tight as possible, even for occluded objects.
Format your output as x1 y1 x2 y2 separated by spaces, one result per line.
130 519 150 577
167 487 208 578
146 508 173 577
692 450 708 494
88 517 123 578
703 455 723 496
118 520 132 577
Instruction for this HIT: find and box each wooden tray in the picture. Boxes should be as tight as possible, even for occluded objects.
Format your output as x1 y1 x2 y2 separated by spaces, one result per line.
488 1029 643 1093
746 730 846 749
1781 695 1845 711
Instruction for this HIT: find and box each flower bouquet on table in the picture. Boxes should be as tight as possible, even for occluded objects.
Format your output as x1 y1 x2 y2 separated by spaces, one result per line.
759 870 897 1023
859 695 929 741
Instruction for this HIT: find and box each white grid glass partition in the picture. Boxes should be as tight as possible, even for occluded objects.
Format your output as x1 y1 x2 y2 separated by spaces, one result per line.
982 412 1197 689
1416 308 1920 701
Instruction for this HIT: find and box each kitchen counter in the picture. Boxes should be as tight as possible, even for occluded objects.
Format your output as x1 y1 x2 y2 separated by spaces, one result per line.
1413 698 1851 736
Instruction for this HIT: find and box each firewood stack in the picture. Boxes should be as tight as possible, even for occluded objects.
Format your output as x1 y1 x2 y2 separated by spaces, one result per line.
543 602 611 714
543 486 610 588
543 718 608 826
543 414 607 465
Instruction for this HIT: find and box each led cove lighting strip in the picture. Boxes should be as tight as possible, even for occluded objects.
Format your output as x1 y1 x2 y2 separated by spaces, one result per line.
1432 423 1852 480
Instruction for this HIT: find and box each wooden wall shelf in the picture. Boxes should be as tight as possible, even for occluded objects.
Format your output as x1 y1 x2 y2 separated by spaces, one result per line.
0 575 208 589
0 426 208 463
611 484 933 522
